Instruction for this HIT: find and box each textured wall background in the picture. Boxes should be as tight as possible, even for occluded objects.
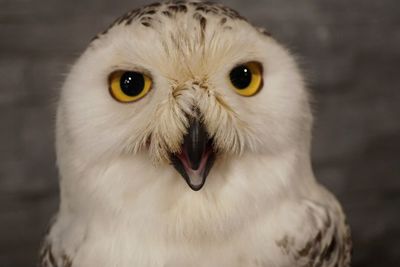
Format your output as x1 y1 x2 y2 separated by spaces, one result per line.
0 0 399 266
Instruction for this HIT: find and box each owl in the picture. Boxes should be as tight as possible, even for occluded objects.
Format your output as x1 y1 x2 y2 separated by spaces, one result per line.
39 1 351 267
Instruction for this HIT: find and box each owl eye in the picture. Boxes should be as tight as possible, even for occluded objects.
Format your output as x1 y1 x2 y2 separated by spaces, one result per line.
109 71 152 103
229 62 263 96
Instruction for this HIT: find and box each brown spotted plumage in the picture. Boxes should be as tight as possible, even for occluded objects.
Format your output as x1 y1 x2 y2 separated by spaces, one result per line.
276 201 352 267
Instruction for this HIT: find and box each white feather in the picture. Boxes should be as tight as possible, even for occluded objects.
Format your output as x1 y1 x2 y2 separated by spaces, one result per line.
42 2 350 267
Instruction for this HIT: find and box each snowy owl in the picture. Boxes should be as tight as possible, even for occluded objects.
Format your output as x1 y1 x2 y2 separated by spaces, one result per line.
40 1 351 267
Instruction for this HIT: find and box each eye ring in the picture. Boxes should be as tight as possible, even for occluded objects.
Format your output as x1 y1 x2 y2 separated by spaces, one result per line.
109 70 152 103
229 62 263 96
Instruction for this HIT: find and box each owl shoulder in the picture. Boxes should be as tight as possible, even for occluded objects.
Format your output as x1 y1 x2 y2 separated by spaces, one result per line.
275 199 352 267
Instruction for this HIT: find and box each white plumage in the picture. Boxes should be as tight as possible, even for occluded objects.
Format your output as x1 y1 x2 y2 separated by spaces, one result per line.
40 1 351 267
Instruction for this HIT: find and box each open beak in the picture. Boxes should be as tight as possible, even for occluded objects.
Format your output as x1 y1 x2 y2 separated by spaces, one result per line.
170 116 215 191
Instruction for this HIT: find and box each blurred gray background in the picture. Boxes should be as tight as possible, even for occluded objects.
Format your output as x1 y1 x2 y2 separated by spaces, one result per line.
0 0 399 266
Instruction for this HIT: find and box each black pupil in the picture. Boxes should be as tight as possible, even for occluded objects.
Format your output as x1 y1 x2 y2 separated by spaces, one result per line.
230 65 252 89
120 71 145 97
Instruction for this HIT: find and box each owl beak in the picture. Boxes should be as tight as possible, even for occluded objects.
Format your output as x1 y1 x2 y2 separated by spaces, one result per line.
170 116 215 191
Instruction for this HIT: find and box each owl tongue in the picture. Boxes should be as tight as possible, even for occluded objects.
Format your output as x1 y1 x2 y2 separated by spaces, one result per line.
176 147 212 188
170 116 215 191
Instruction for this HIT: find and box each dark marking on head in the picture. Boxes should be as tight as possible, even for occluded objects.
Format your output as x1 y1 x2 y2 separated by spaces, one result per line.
200 16 207 32
168 5 179 12
142 21 151 27
139 15 153 28
209 6 220 13
220 17 227 25
90 0 253 44
90 35 99 42
141 16 153 21
145 10 157 15
195 5 218 14
148 2 162 8
195 6 206 12
117 8 141 25
188 1 246 19
258 27 272 37
192 12 207 40
193 12 202 21
162 10 172 17
119 9 141 26
167 3 187 13
177 4 188 12
167 0 187 4
125 17 134 25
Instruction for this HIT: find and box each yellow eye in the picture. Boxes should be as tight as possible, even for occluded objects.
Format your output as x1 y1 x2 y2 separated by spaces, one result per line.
229 62 263 96
109 70 152 103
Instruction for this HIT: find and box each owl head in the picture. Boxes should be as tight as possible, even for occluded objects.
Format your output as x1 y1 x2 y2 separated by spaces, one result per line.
57 1 312 199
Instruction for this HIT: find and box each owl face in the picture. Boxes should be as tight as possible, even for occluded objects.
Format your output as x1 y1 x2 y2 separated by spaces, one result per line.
58 1 312 191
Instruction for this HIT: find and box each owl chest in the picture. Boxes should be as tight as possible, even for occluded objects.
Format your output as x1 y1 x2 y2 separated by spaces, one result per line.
66 214 287 267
